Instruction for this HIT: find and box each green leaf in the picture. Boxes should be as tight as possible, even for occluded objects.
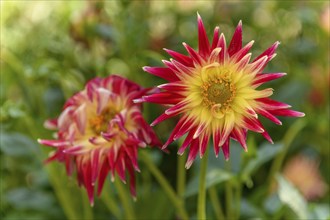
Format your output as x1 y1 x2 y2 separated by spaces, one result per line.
309 204 330 220
5 188 54 211
0 132 39 157
241 143 283 184
185 168 233 197
276 174 308 219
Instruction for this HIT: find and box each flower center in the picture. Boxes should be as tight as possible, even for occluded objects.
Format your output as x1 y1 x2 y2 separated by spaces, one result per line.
202 77 236 118
89 108 117 134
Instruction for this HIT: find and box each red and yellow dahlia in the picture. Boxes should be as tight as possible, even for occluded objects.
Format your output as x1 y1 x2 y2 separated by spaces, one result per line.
136 14 304 168
38 75 160 205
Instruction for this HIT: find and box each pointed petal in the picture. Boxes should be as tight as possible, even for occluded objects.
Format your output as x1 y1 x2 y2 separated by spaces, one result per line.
217 33 227 63
256 98 291 110
143 66 179 82
228 20 242 56
199 133 209 158
183 42 204 65
178 128 196 155
253 72 286 87
257 108 282 125
222 138 230 161
232 128 247 151
97 160 110 196
185 138 199 169
211 26 220 50
243 117 264 133
232 40 254 61
197 13 210 57
164 48 193 66
268 109 305 117
253 41 280 62
212 129 221 157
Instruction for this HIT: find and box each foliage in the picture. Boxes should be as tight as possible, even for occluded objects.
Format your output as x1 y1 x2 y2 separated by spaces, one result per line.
1 1 329 219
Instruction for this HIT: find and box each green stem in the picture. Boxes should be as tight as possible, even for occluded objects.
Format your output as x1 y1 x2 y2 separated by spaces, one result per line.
234 183 242 220
101 183 122 219
45 164 80 220
140 151 189 220
176 146 187 202
81 189 93 220
197 148 209 220
267 120 306 189
115 179 136 219
225 161 233 220
208 186 225 220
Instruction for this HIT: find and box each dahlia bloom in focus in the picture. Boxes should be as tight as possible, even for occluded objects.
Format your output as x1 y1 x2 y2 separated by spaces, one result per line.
136 14 304 168
38 75 160 205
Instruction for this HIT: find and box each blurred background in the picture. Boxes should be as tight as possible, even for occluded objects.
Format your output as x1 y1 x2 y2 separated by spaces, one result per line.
1 1 329 219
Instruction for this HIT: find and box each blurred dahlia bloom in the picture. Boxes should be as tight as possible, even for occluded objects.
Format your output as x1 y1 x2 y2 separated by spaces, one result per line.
38 75 160 205
136 14 304 168
283 154 328 201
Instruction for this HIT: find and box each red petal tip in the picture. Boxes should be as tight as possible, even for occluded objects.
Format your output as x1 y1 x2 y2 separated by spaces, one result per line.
142 66 150 71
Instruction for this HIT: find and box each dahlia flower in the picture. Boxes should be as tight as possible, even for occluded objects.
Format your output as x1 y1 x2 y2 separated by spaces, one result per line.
136 14 304 168
38 75 160 205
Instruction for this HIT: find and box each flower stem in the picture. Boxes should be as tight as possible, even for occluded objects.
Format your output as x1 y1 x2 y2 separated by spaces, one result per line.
225 161 233 220
141 151 189 220
208 186 225 220
197 147 209 220
115 179 136 219
267 120 306 189
234 183 242 220
101 183 122 219
177 146 187 201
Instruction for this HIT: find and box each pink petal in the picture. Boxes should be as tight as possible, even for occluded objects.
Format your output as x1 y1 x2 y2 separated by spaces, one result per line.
44 119 58 130
165 100 189 115
256 98 291 110
97 160 110 196
232 128 247 151
164 48 193 67
170 59 195 77
232 40 254 61
185 138 199 169
158 82 188 91
37 139 70 147
211 26 220 51
193 122 208 139
221 138 230 161
178 128 196 155
162 116 188 149
126 161 136 198
173 117 195 140
140 93 182 105
183 42 204 65
253 41 280 62
212 129 221 157
257 108 282 125
197 13 210 58
228 20 242 57
217 33 227 63
243 117 264 133
253 72 286 87
268 109 305 117
143 66 179 82
248 55 268 73
151 112 176 127
199 134 209 158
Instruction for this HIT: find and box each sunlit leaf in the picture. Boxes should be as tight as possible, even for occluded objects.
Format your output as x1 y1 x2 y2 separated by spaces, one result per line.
276 174 308 219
